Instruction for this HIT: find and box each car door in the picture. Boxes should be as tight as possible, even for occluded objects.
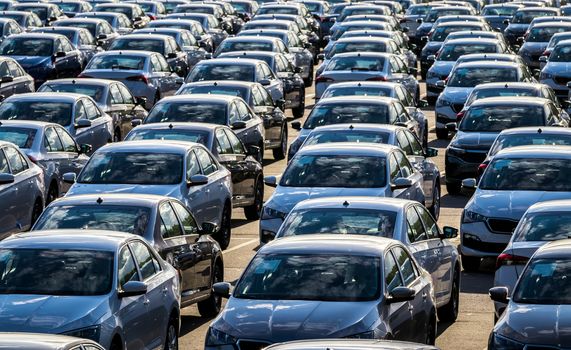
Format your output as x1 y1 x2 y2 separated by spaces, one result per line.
194 146 224 224
0 61 17 97
42 126 68 188
6 59 33 94
54 126 88 190
0 148 18 239
259 63 283 102
3 145 35 231
405 130 434 200
383 248 412 341
71 100 93 146
185 149 210 224
53 39 74 78
226 129 257 203
394 150 424 202
83 98 112 149
215 128 246 202
156 53 180 95
257 85 283 144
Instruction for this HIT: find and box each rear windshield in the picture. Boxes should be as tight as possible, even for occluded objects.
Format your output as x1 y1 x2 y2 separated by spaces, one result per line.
304 130 391 146
328 42 387 59
514 212 571 242
145 101 227 125
480 158 571 191
448 67 518 87
482 6 518 16
126 128 210 145
304 103 392 129
466 87 537 106
87 55 146 70
549 45 571 62
326 56 385 72
322 86 392 99
188 64 255 82
432 25 482 41
0 127 36 148
489 133 571 156
528 26 569 42
513 10 557 24
38 83 105 102
459 105 544 132
438 43 498 61
109 39 165 55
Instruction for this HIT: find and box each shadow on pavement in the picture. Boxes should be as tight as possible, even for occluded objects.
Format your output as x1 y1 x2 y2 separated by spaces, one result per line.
460 262 495 295
180 315 211 338
231 218 251 229
440 193 469 209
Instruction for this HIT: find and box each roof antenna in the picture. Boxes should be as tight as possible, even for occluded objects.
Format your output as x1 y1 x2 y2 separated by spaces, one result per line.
342 200 350 207
538 128 542 134
504 83 508 88
96 197 103 204
349 124 354 130
168 123 173 129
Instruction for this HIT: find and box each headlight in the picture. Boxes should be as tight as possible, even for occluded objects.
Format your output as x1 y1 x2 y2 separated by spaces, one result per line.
540 72 553 80
205 327 237 346
489 333 525 350
462 210 486 223
346 330 376 339
62 325 101 342
436 97 452 107
261 205 287 220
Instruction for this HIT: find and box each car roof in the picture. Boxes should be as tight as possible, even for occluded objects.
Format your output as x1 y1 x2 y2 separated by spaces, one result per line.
470 96 548 107
80 11 129 17
4 92 83 102
525 199 571 214
0 333 100 349
48 193 173 208
9 33 66 40
325 81 400 89
493 145 571 159
457 53 519 61
136 27 187 34
316 95 395 105
131 121 220 132
158 93 236 104
14 2 56 7
311 123 403 133
335 36 392 43
454 60 521 69
435 20 486 27
44 78 118 86
473 82 542 90
328 52 393 59
115 33 171 41
534 239 571 259
198 57 263 66
291 196 414 212
222 36 280 43
182 80 256 89
497 126 571 136
297 142 397 156
55 18 107 24
442 37 500 45
264 339 438 350
36 26 85 33
531 21 571 28
96 50 155 57
98 139 199 153
94 2 138 7
0 120 58 129
1 230 136 251
219 50 281 59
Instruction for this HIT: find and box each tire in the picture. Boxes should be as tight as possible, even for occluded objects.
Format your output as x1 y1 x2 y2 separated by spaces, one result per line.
429 182 440 220
416 86 421 102
446 181 461 195
244 177 264 220
423 124 428 150
462 254 480 272
436 128 448 140
256 142 264 164
272 128 287 160
164 316 179 350
438 268 459 322
46 182 58 205
292 89 305 119
426 314 437 345
214 204 231 249
31 198 43 227
113 128 121 143
110 339 122 350
197 262 223 317
303 65 314 87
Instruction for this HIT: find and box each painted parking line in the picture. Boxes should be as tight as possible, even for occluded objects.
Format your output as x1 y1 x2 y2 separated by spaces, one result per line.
223 238 257 255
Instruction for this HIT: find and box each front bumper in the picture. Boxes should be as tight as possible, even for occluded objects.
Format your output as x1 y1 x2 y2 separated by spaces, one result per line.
460 222 512 258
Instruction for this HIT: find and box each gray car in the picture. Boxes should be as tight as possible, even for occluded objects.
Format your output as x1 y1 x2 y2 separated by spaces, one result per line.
80 50 184 109
481 3 523 32
489 239 571 349
11 2 66 25
503 7 560 47
165 13 227 49
261 143 425 242
147 19 214 53
49 0 93 17
0 230 180 350
0 10 43 30
402 4 433 42
92 2 150 28
0 333 104 350
539 39 571 100
518 21 571 69
0 120 89 203
51 18 119 49
415 6 476 42
0 92 113 152
0 140 44 240
74 11 135 35
275 196 459 321
0 18 23 44
207 235 437 346
0 56 34 99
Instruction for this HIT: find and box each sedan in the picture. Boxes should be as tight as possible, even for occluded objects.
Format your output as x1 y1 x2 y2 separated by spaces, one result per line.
92 2 150 28
481 3 523 32
49 0 93 17
503 7 560 47
32 193 225 315
165 13 227 49
0 230 180 350
74 12 135 35
0 18 23 44
264 339 437 350
539 39 571 100
207 235 437 347
0 10 43 30
261 143 425 240
0 56 34 98
125 123 264 220
518 22 571 69
51 18 119 49
65 140 234 248
147 19 214 53
275 196 459 321
0 140 44 240
11 2 66 25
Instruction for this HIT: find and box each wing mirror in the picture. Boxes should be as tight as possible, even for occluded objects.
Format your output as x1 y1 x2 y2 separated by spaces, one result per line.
408 67 417 75
79 144 92 154
167 52 177 59
440 226 458 239
119 281 148 298
0 173 14 185
275 98 286 111
62 172 77 184
0 75 13 84
435 80 446 88
231 121 247 130
317 53 325 60
417 99 428 108
74 119 92 129
401 26 409 33
425 147 438 158
294 66 302 74
131 119 142 127
258 79 271 86
461 178 477 196
516 37 524 44
200 221 218 235
246 145 260 157
387 286 415 303
446 122 457 132
135 96 147 107
391 177 412 190
212 281 231 298
291 121 301 130
539 56 548 62
54 51 66 58
489 286 509 304
416 18 423 23
187 174 208 186
264 175 278 187
503 19 510 25
421 35 429 43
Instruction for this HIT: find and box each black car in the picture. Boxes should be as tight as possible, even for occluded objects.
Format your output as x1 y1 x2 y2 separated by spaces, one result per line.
126 123 265 219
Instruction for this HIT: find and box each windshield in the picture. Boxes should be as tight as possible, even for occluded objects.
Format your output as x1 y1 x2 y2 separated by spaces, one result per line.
438 43 497 61
305 130 391 146
38 84 104 102
37 29 75 41
78 152 183 184
528 26 568 42
480 158 571 191
234 254 381 301
0 127 36 148
0 101 72 126
467 88 537 106
448 67 518 87
178 85 248 100
0 249 113 296
322 86 392 99
257 7 297 15
304 103 391 129
513 10 556 24
146 101 227 124
482 6 517 16
548 45 571 62
282 155 387 188
432 25 480 41
329 42 388 59
514 212 571 242
513 258 571 304
217 40 273 53
490 133 571 155
326 56 385 72
126 128 209 145
109 39 165 55
87 55 146 70
188 64 255 82
0 38 53 56
459 105 544 132
280 208 397 237
59 21 97 36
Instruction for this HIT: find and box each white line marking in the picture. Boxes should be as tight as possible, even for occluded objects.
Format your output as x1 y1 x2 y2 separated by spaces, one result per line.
223 238 257 255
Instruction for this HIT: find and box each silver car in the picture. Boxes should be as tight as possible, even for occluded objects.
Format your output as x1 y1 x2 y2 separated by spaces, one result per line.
260 143 425 243
263 339 438 350
0 333 104 350
275 196 459 321
0 230 181 350
539 39 571 100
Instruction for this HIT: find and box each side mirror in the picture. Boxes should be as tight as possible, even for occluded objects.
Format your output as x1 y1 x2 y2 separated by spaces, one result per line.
435 80 446 88
503 19 509 25
55 51 66 58
98 33 108 40
0 173 14 185
200 221 218 235
167 52 177 59
245 145 259 157
62 172 77 184
489 286 509 304
187 174 208 186
417 99 428 108
294 66 302 74
401 26 409 33
264 175 278 187
421 35 429 43
425 147 438 158
446 122 457 132
317 53 325 60
134 16 142 21
119 281 148 298
131 119 142 127
533 69 541 79
276 99 286 110
304 42 312 49
409 43 417 51
135 96 147 106
416 18 423 23
49 16 58 22
323 35 331 42
258 79 271 86
231 121 247 130
74 119 92 129
387 286 415 303
79 143 92 154
461 178 477 196
408 67 417 75
440 226 458 239
212 281 231 298
391 177 412 190
0 75 13 84
291 121 301 130
539 56 547 62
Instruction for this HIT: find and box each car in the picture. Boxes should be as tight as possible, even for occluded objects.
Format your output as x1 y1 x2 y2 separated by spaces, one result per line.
275 196 459 320
241 18 305 42
481 3 523 32
11 2 66 25
434 61 535 139
295 0 330 38
503 7 560 47
79 50 184 109
0 333 104 350
337 29 415 66
446 97 567 194
51 18 119 49
75 11 135 35
213 36 295 68
443 30 508 45
518 22 571 69
460 145 571 272
489 239 571 349
451 52 525 67
0 56 34 98
92 2 150 28
64 140 234 248
147 19 214 52
0 92 113 151
261 143 426 240
415 6 476 42
402 4 433 44
543 31 571 59
0 140 44 239
0 0 14 11
539 39 571 100
325 20 392 44
49 0 93 17
0 18 23 44
32 193 225 315
0 33 83 86
173 3 232 31
315 52 419 100
37 78 148 141
336 4 391 23
0 10 43 30
225 0 259 23
263 339 438 350
127 0 167 20
186 58 284 104
0 230 180 349
0 120 90 203
165 13 228 49
206 235 437 347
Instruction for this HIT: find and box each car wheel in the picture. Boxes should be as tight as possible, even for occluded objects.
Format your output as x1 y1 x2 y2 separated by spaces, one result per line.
425 313 437 345
244 177 264 220
446 181 461 195
46 182 58 205
436 128 448 140
272 127 287 160
113 128 121 143
214 204 231 249
197 262 223 317
461 254 480 272
164 316 179 350
423 123 428 149
429 182 440 220
438 268 459 322
303 65 314 86
292 89 305 119
31 198 43 227
416 86 420 102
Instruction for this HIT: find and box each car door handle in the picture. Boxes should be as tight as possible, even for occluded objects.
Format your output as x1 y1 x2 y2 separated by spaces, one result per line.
143 298 150 305
422 292 427 300
408 304 414 312
162 287 168 295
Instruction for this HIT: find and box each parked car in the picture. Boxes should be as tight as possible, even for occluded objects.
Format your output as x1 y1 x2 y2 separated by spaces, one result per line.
11 2 66 25
92 2 150 28
0 333 104 350
542 31 571 58
147 18 214 53
518 22 571 69
0 10 43 30
0 230 181 349
49 0 93 17
415 6 476 42
481 3 523 32
75 11 135 35
503 7 560 47
31 27 103 68
127 0 166 20
0 56 34 98
539 39 571 100
165 13 227 49
207 235 437 347
51 17 119 49
0 18 23 44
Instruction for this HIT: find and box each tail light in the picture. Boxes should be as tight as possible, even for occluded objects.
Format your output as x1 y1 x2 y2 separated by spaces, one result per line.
126 75 149 85
478 162 488 175
456 111 464 121
366 76 387 81
315 76 333 83
496 253 529 270
27 155 38 164
149 14 156 20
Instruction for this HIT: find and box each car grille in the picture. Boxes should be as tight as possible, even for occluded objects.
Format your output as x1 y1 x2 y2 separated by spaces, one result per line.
238 340 272 350
554 75 571 86
463 235 507 253
486 218 519 234
451 103 464 113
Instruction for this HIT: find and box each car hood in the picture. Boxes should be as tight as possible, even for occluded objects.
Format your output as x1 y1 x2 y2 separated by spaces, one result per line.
421 42 442 56
452 131 498 150
0 294 109 333
67 183 179 197
213 298 380 341
441 86 473 102
429 60 455 75
468 190 571 219
520 42 548 53
11 56 52 68
497 303 571 346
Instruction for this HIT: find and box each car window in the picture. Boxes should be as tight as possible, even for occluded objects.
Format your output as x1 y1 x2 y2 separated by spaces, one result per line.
236 100 251 121
389 58 398 73
61 39 73 52
396 131 413 155
187 150 201 178
407 206 427 242
255 65 265 81
384 249 403 292
395 86 406 104
215 128 233 155
44 127 64 152
195 147 217 175
109 84 124 105
225 129 245 154
55 127 77 152
83 99 101 120
392 246 417 285
4 146 27 174
157 54 170 72
405 130 423 156
118 84 135 104
171 201 199 235
130 240 158 280
251 87 263 106
118 245 140 287
150 55 162 72
416 205 439 239
0 62 10 77
275 56 286 73
228 103 239 124
159 202 183 238
262 63 274 79
0 149 9 174
6 61 23 77
389 153 400 181
258 86 274 107
75 101 88 121
394 150 413 177
54 39 64 53
395 103 408 122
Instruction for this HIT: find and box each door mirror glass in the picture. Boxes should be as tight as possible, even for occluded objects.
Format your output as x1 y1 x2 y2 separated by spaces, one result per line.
79 144 92 154
75 119 92 129
187 174 208 186
0 75 13 84
212 281 231 298
441 226 458 239
200 221 218 235
425 147 438 158
264 175 277 187
62 172 76 184
231 121 246 130
489 286 509 304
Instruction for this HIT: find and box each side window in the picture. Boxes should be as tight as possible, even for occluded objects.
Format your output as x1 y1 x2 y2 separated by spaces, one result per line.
54 40 64 53
228 103 239 124
394 103 409 122
0 149 9 173
236 100 251 121
406 206 427 243
384 250 403 293
394 150 413 177
275 56 286 73
261 63 274 79
392 246 417 285
118 84 135 104
186 150 201 178
171 201 199 235
83 99 101 120
251 87 263 106
397 57 408 73
44 127 64 152
225 129 245 154
394 86 406 105
416 205 439 239
158 55 170 72
255 66 265 82
396 131 413 155
403 88 414 107
118 246 140 287
0 62 10 77
55 127 77 152
109 84 124 105
5 146 28 174
159 202 183 239
61 39 73 52
75 101 88 121
389 58 398 73
195 147 218 175
215 128 233 155
130 240 158 280
548 103 560 122
405 130 423 156
389 153 401 181
150 55 161 72
276 40 287 53
259 86 274 107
